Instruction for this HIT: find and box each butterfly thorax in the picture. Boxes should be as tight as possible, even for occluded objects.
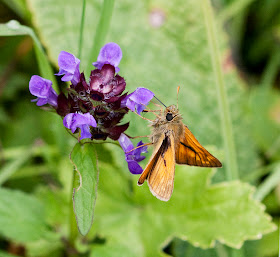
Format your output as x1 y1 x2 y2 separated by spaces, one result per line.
149 105 184 144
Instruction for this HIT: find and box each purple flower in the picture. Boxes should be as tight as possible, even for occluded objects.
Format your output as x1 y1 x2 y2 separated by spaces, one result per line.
118 133 147 174
29 75 58 107
55 51 80 86
121 87 154 114
63 112 97 140
93 42 122 73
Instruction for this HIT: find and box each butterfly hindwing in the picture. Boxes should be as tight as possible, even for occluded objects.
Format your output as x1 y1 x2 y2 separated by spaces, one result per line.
175 125 222 167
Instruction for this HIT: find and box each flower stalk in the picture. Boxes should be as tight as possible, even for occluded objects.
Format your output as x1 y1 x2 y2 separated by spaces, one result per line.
202 0 239 181
86 0 115 76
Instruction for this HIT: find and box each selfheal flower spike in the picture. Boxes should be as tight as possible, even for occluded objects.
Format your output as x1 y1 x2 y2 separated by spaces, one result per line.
29 42 155 150
29 75 58 107
63 112 97 140
121 87 154 114
118 133 147 174
55 51 81 86
93 42 122 73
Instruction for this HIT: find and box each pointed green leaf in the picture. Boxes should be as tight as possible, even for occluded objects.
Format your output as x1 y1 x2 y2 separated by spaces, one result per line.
70 143 99 236
0 188 49 243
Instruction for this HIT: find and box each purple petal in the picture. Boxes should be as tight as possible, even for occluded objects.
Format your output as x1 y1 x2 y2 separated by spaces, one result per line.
118 133 134 153
36 98 48 106
134 141 148 159
129 88 154 106
55 51 80 86
127 160 143 174
29 75 58 107
80 124 92 140
63 113 75 132
63 112 97 140
121 87 154 114
93 42 122 72
29 75 52 97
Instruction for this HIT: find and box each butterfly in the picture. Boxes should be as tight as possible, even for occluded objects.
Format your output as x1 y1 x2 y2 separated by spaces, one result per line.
138 104 222 201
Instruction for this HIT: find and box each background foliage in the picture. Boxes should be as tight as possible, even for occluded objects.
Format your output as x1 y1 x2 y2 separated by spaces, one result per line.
0 0 280 256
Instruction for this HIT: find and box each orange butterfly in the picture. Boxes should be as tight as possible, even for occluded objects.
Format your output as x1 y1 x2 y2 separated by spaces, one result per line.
138 104 222 201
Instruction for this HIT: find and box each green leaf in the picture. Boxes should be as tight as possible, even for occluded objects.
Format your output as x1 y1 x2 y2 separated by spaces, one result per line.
91 160 276 256
0 188 49 242
0 20 58 92
70 143 99 236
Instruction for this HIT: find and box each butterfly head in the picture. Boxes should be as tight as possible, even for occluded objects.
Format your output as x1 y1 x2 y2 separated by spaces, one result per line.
164 105 181 122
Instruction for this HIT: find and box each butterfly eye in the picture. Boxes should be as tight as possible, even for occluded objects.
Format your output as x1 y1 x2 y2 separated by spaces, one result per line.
166 113 174 121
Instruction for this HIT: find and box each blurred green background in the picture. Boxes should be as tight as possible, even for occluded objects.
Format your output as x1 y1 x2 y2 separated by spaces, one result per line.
0 0 280 256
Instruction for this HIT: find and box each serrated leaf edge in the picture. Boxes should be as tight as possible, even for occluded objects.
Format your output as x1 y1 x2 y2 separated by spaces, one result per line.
174 177 277 249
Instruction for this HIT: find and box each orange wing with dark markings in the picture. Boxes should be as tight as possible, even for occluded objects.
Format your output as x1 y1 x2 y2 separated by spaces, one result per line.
138 132 176 201
175 125 222 167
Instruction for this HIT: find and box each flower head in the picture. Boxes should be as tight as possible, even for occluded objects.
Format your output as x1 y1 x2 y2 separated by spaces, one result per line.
30 42 154 146
29 75 58 107
121 87 154 114
63 112 97 140
93 42 122 72
118 133 147 174
55 51 80 86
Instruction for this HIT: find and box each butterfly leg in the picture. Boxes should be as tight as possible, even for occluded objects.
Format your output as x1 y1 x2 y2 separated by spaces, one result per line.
125 142 153 154
125 134 149 139
133 111 154 122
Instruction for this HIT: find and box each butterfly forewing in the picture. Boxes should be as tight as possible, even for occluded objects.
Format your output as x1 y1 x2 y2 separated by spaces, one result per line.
175 125 222 167
147 132 176 201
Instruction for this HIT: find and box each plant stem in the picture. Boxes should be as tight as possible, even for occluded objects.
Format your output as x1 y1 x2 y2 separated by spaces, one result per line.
203 2 243 257
254 164 280 201
78 0 86 60
86 0 115 75
202 0 239 181
261 48 280 88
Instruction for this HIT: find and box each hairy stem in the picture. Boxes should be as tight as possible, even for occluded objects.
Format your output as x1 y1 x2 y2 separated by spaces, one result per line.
78 0 86 60
202 0 239 180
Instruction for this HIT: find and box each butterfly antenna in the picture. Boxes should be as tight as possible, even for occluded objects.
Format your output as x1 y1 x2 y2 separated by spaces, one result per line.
177 86 180 109
154 95 167 108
